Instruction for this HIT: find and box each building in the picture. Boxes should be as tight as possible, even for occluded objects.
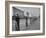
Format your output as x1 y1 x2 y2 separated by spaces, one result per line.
12 7 24 18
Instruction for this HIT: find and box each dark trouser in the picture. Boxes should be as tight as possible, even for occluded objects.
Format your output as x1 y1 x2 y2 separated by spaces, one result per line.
26 18 28 27
15 21 20 31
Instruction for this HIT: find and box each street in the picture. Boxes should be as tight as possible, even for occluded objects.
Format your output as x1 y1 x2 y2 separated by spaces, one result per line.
20 18 40 31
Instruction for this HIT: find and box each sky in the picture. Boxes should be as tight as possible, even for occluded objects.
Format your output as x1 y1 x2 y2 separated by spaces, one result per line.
13 7 40 17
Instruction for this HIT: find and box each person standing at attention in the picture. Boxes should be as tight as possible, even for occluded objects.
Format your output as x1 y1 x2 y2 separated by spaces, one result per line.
16 14 20 31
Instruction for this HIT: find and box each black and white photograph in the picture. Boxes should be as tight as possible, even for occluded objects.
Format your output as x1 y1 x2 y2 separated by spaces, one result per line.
5 1 45 37
12 7 40 31
8 3 45 35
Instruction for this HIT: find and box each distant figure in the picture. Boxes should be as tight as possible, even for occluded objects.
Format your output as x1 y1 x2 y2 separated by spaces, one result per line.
26 12 29 27
15 14 20 31
26 17 28 27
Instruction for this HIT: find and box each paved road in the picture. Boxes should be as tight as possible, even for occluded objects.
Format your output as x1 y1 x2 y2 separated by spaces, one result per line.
12 18 40 31
20 18 40 31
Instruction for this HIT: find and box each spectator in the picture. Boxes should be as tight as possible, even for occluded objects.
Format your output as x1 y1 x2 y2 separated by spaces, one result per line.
15 14 20 31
